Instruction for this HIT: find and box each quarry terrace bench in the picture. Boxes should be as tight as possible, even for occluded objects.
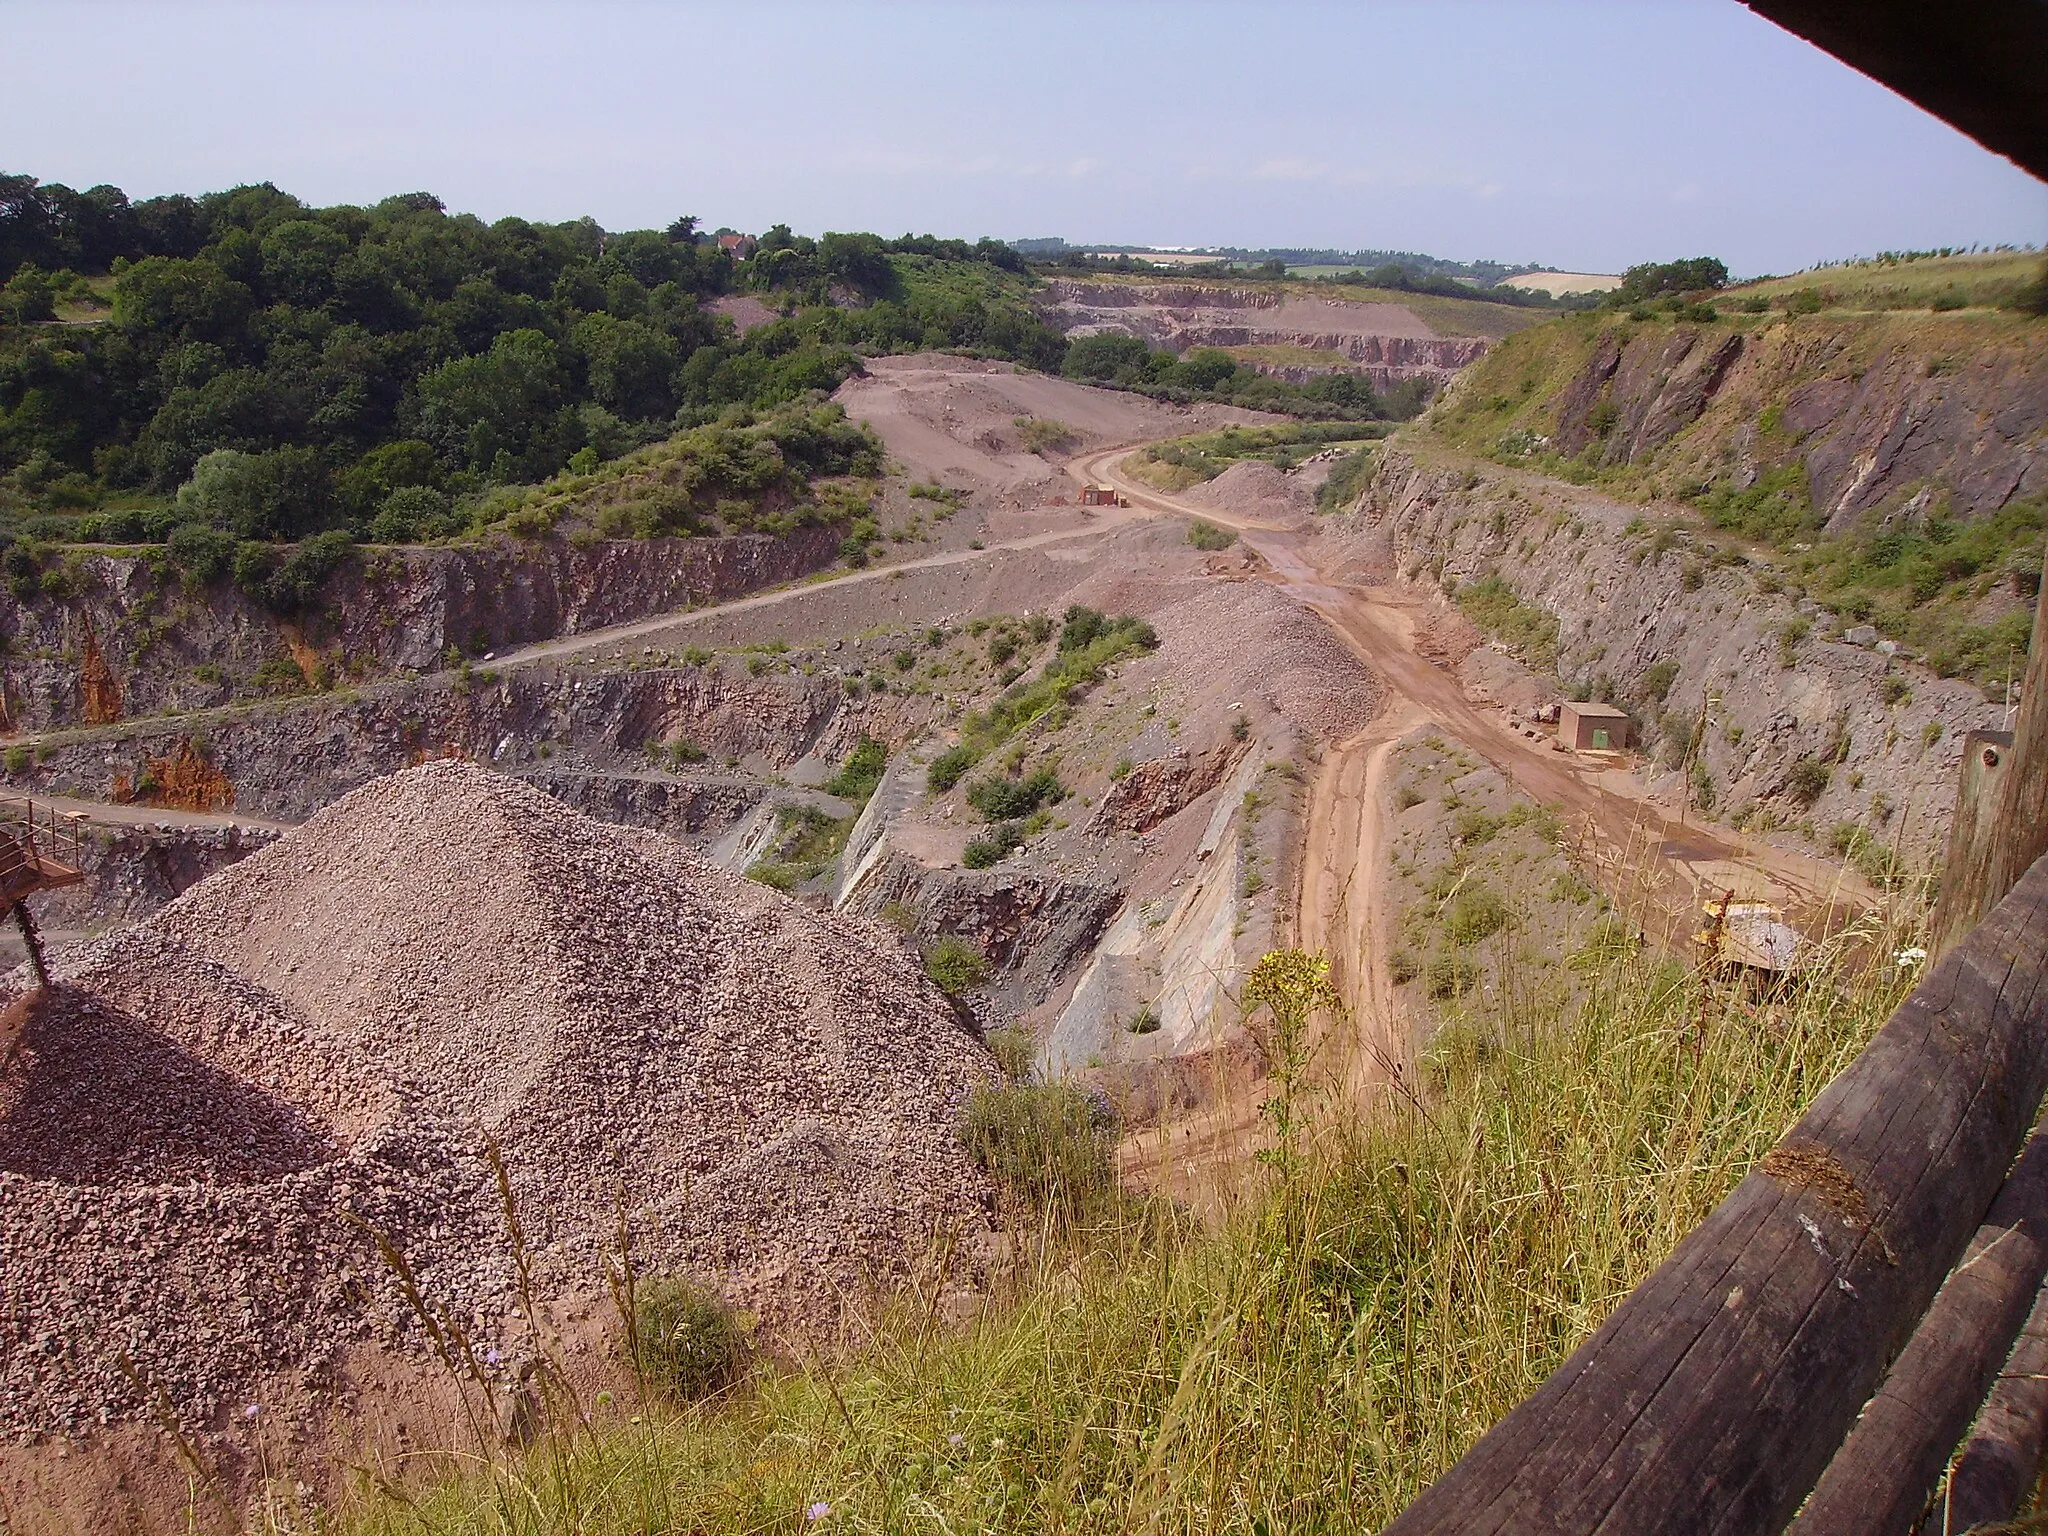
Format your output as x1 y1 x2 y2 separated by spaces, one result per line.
1385 851 2048 1536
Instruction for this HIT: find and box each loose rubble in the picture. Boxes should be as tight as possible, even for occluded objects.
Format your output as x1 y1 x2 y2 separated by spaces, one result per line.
0 759 996 1439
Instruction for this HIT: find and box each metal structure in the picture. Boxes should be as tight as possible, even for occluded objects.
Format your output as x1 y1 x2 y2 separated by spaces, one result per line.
0 796 85 991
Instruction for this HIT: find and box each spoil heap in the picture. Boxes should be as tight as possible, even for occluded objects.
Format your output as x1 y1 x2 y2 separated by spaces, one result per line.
0 760 995 1438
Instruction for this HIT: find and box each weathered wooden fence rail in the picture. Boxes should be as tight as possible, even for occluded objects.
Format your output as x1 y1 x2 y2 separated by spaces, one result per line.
1385 854 2048 1535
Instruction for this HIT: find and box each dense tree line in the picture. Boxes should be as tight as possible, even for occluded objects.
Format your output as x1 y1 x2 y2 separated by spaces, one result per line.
0 173 1057 545
1611 257 1729 304
1059 334 1429 419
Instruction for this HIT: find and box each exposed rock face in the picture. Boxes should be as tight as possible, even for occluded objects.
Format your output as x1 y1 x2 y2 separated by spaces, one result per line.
0 528 841 732
1555 326 1746 462
1040 280 1492 394
1089 747 1232 834
1785 348 2048 526
1533 317 2047 526
0 823 277 962
843 849 1121 1004
6 658 937 822
1358 447 2003 864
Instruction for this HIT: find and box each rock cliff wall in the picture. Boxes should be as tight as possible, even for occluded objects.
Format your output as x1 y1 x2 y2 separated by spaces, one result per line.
1437 311 2048 528
0 527 842 732
1354 447 2004 865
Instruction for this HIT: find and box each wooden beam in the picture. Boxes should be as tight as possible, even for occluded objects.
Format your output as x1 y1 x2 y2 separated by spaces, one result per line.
1926 1279 2048 1534
1788 1118 2048 1534
1933 549 2048 956
1384 854 2048 1536
1737 2 2048 180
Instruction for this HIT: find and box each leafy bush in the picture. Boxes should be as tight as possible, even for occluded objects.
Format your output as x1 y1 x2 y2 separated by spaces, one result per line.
963 822 1025 869
235 528 353 614
1785 756 1831 806
966 767 1065 821
1058 604 1156 655
746 803 852 890
824 736 887 805
927 744 980 792
1445 885 1509 945
1638 661 1679 704
1424 950 1478 1000
1017 417 1078 454
1777 617 1811 668
1186 519 1235 551
370 485 455 543
1455 576 1559 670
924 935 988 994
957 1083 1116 1214
1317 445 1378 513
631 1276 748 1401
165 521 237 583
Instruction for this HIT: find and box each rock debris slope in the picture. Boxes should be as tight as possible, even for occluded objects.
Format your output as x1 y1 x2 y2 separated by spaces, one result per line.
0 759 996 1437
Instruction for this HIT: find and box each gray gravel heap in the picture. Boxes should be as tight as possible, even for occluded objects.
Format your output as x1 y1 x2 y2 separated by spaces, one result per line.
0 759 995 1438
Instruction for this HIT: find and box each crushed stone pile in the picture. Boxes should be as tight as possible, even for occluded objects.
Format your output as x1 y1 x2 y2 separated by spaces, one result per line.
0 760 996 1439
1182 461 1315 524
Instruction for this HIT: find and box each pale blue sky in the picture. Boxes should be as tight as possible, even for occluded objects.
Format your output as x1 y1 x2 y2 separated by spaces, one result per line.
5 0 2043 276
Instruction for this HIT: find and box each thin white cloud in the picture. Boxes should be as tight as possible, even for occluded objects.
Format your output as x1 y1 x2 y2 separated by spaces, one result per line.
1255 158 1329 182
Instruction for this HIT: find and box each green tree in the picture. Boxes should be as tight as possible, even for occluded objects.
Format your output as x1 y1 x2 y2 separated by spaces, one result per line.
174 445 331 540
404 327 568 477
111 255 254 350
1062 332 1151 382
258 218 351 307
0 264 57 323
574 313 680 421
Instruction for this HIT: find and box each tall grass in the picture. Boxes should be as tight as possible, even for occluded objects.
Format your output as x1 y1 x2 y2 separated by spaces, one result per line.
324 931 1908 1536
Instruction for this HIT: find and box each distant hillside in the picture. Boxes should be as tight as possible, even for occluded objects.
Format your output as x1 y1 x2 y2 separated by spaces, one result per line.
1014 238 1551 288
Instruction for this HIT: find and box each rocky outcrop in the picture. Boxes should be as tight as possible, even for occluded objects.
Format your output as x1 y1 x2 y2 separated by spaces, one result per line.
843 849 1120 1005
0 823 277 960
0 528 842 732
3 658 939 822
1501 314 2047 527
1088 747 1232 834
1555 326 1745 462
1786 347 2048 526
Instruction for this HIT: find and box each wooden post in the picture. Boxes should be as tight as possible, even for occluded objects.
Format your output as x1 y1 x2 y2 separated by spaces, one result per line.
1788 1117 2048 1534
1384 855 2048 1536
1932 547 2048 955
1927 1278 2048 1534
12 900 49 992
1932 730 2015 956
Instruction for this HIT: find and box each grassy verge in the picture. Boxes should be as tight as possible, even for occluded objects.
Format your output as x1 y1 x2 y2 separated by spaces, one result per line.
326 908 1907 1534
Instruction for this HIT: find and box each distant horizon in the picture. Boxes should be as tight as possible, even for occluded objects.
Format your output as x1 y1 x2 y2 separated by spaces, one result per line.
3 1 2041 276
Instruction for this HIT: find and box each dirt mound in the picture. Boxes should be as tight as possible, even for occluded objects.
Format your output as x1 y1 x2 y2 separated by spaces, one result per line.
1182 461 1315 525
0 760 995 1439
